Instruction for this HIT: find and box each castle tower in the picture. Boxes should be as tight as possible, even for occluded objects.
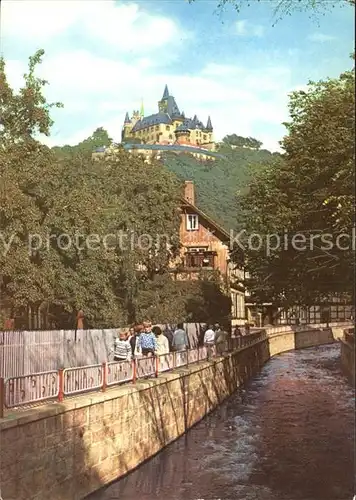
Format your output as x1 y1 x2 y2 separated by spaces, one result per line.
158 84 169 113
204 115 214 150
174 123 191 144
122 111 132 142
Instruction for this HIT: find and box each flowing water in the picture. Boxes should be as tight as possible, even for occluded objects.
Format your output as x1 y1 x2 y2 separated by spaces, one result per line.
88 344 354 500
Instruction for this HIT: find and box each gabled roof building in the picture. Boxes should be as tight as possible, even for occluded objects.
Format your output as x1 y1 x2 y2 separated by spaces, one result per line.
121 85 215 152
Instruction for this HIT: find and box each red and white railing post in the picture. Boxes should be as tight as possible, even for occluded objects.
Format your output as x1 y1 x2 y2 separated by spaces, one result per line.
102 362 107 392
0 377 5 418
132 359 137 384
155 356 159 377
58 369 64 402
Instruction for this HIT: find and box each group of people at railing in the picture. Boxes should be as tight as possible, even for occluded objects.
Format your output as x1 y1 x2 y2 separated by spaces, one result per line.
112 321 233 362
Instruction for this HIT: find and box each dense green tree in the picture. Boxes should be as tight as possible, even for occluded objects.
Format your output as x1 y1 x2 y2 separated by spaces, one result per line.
0 50 183 328
0 50 63 314
223 134 262 150
237 63 355 307
52 127 112 159
54 138 276 234
184 271 232 326
0 53 122 325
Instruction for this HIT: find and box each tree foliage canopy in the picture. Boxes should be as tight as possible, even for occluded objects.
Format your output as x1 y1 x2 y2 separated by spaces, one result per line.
237 63 355 306
51 127 112 159
222 134 262 150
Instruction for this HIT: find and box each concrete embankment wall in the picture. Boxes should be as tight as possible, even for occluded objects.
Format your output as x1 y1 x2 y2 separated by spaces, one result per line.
340 330 355 386
267 324 346 356
0 325 350 500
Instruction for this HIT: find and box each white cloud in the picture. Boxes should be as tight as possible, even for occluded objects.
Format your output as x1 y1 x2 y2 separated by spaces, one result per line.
308 33 336 43
1 0 77 40
1 0 182 52
81 3 180 50
236 20 264 38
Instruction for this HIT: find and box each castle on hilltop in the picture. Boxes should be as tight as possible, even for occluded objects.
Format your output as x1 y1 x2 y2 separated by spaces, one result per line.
121 85 216 152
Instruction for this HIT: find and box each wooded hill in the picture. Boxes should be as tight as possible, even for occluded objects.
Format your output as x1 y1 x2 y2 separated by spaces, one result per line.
52 129 278 231
163 143 279 231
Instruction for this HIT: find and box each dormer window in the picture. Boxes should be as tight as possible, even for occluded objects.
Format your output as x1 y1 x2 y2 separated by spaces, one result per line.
186 214 198 231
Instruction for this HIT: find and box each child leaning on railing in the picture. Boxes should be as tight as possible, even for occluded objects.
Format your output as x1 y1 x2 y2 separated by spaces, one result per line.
112 331 132 362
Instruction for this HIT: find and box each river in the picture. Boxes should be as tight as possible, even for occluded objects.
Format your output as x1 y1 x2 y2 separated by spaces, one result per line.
88 344 354 500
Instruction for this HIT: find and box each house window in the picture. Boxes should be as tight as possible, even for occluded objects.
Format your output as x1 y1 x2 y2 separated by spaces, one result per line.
236 294 244 319
155 125 159 131
166 125 170 131
186 214 198 231
231 293 236 318
169 134 173 139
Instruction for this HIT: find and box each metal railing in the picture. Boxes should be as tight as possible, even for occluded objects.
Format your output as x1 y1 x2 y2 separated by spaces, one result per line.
0 331 268 414
63 364 104 396
4 370 59 408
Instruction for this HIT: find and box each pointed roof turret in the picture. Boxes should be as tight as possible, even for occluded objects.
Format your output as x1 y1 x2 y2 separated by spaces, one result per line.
140 98 144 117
206 115 213 131
162 84 169 100
124 112 130 123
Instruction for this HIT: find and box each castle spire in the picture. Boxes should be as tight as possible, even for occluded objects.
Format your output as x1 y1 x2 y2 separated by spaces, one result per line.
162 84 169 100
206 115 213 131
124 112 130 123
140 98 144 118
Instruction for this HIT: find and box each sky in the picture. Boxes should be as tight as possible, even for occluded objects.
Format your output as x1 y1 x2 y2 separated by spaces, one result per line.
1 0 354 151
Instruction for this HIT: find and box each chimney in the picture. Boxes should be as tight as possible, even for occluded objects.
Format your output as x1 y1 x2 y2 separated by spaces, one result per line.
184 181 195 205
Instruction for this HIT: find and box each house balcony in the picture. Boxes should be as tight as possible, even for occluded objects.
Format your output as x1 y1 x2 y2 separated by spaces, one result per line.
169 250 219 278
184 250 216 270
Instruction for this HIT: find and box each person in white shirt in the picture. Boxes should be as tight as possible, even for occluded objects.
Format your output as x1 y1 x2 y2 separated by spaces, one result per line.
152 325 169 355
203 324 216 360
204 325 215 345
